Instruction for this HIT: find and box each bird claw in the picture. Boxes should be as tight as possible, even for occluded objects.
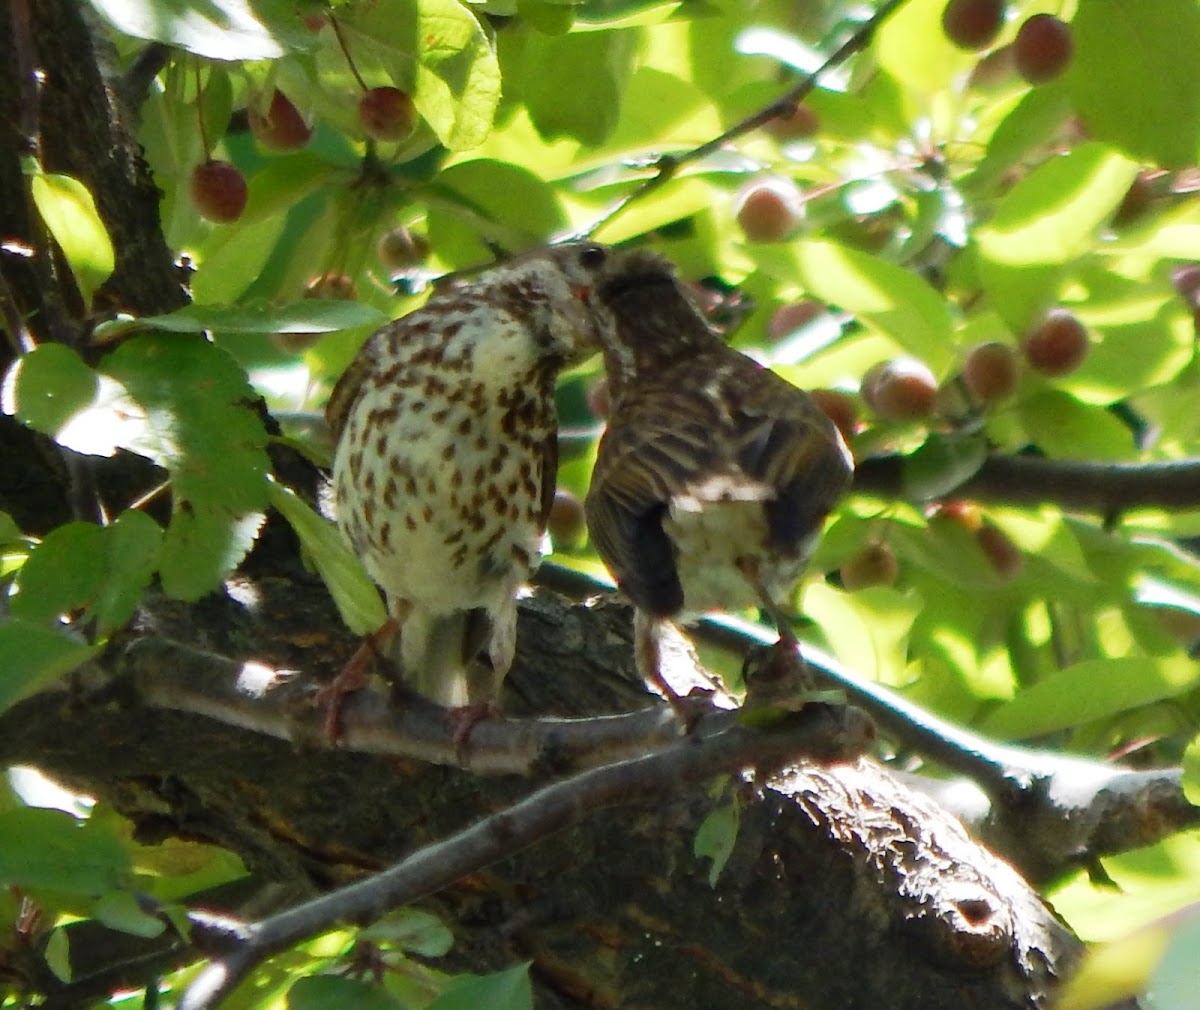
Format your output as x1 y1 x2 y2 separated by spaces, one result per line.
316 619 399 744
741 637 818 711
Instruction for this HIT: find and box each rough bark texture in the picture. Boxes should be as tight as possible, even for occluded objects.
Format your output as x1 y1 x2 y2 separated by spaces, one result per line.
0 2 1122 1009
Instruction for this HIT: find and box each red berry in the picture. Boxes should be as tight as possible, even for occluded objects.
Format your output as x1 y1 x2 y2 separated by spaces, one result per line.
767 300 823 341
547 489 586 547
1014 14 1073 85
977 523 1023 579
189 160 248 223
734 177 804 243
809 389 858 444
358 86 416 143
942 0 1006 51
861 356 938 422
1022 309 1088 377
962 341 1019 404
764 103 820 142
840 542 899 590
248 90 312 152
376 227 430 272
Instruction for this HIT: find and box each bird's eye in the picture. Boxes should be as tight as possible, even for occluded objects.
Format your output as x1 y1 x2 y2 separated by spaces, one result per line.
579 244 606 270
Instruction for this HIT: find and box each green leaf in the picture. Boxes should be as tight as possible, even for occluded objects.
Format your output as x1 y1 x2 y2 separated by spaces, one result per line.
94 301 388 341
0 512 19 545
361 908 454 957
1152 910 1200 1010
975 144 1139 334
269 484 386 635
101 335 271 514
521 29 636 145
43 928 71 984
1068 0 1200 168
429 964 532 1010
93 511 163 635
29 173 114 304
339 0 502 150
159 507 264 602
427 159 568 265
0 807 130 897
10 523 106 626
288 975 403 1010
6 344 99 436
902 432 988 502
874 0 973 97
789 240 954 369
979 657 1199 739
191 211 289 305
93 890 166 939
1017 390 1135 461
693 801 738 887
0 620 101 715
1183 733 1200 806
82 0 307 60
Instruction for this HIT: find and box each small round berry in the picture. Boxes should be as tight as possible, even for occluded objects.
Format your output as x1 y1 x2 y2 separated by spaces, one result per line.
734 177 804 243
1014 13 1073 85
942 0 1006 51
861 356 938 422
547 489 586 547
189 160 248 223
840 542 899 590
358 86 416 143
1022 309 1089 377
977 523 1023 578
764 103 820 142
248 90 312 152
809 389 858 444
962 341 1019 404
767 300 824 341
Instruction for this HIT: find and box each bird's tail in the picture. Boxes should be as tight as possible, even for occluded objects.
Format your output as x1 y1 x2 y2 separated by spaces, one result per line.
398 608 495 708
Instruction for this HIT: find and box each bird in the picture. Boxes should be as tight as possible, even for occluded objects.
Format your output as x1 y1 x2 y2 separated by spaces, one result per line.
584 248 854 713
323 241 616 729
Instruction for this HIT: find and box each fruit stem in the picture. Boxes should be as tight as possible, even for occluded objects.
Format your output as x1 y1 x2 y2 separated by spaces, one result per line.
193 57 211 159
328 12 368 92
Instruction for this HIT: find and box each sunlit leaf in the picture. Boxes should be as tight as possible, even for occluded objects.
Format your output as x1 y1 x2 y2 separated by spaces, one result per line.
693 801 738 887
429 964 532 1010
0 620 101 715
29 173 114 304
361 909 454 957
94 890 167 938
10 523 106 626
159 507 264 602
289 975 404 1010
0 807 129 896
268 483 386 635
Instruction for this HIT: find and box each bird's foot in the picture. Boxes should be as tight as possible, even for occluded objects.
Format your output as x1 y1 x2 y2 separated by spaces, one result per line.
447 701 499 758
316 619 399 743
741 636 818 712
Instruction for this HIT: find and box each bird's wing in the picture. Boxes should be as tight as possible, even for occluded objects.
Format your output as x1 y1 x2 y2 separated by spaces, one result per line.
325 331 385 441
585 383 727 617
731 365 854 555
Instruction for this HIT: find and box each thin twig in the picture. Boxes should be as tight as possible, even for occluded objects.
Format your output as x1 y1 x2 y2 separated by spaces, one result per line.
177 703 873 1010
585 0 909 236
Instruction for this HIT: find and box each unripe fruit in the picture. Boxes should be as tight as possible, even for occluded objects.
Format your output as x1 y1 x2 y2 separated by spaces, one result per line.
358 86 416 143
861 356 938 422
304 272 358 300
962 341 1019 404
809 389 858 444
942 0 1005 51
1014 14 1072 85
767 300 823 341
840 542 899 590
189 160 248 223
248 90 312 152
977 523 1023 579
547 488 586 547
929 499 983 533
734 177 804 243
764 103 819 142
1022 308 1088 377
586 377 611 421
376 227 430 272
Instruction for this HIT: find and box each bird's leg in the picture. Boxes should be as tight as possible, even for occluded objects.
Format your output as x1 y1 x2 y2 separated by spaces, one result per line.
736 557 815 707
633 609 696 729
316 615 402 743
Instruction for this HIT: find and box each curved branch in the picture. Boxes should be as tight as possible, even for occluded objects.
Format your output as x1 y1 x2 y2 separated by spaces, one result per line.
178 704 874 1010
854 453 1200 513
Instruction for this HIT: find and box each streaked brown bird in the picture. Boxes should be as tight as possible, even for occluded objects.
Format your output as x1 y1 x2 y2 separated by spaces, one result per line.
324 241 615 723
585 249 854 710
